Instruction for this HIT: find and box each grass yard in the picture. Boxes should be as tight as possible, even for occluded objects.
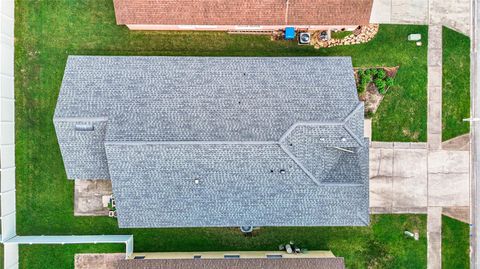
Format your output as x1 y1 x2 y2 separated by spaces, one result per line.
18 215 426 269
19 244 124 269
442 26 471 141
331 30 354 39
11 0 435 267
442 216 470 269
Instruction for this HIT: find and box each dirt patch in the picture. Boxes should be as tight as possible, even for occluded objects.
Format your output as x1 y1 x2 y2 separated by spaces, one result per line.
402 128 420 140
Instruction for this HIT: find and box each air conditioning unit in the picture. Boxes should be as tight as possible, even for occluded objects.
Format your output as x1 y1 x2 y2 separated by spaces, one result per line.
298 32 311 45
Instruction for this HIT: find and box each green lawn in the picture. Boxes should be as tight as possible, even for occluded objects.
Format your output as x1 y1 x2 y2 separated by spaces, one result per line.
331 30 353 39
442 27 471 141
18 215 426 269
11 0 435 267
19 244 124 269
442 216 470 269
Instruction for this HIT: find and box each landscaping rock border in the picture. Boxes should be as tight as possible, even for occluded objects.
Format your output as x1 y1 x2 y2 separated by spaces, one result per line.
313 24 379 49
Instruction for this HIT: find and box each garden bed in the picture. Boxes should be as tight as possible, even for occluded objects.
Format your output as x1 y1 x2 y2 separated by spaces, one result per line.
355 66 399 117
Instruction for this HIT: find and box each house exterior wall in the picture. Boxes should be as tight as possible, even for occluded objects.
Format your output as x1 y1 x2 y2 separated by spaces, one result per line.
0 0 17 268
126 24 359 32
0 0 16 246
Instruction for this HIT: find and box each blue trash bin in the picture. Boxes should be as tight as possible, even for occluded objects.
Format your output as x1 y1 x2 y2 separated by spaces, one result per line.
285 27 295 40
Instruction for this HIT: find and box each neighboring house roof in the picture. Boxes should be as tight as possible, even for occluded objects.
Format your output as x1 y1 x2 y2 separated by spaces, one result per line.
54 56 369 228
113 0 373 26
116 258 346 269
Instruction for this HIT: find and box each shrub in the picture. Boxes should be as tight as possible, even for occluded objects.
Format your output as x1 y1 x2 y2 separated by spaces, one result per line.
365 69 372 76
361 73 372 85
377 69 386 79
385 77 394 87
374 78 385 87
357 69 365 77
375 78 387 94
358 73 372 93
359 82 368 94
371 68 378 76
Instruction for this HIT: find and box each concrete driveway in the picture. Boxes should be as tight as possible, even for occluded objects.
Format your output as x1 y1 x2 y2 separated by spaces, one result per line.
370 142 469 215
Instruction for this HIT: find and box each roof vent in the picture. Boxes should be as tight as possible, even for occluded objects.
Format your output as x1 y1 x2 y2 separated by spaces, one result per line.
266 254 283 259
74 124 94 131
279 169 286 174
341 137 347 142
194 178 200 184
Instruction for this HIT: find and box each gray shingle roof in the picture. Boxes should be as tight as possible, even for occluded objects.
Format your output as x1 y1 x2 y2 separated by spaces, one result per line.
54 56 369 227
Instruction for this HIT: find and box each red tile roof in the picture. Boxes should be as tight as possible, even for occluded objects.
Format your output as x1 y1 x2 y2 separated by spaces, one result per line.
113 0 372 26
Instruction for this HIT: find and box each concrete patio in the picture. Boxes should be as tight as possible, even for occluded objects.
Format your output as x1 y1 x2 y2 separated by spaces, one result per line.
75 254 125 269
74 180 113 216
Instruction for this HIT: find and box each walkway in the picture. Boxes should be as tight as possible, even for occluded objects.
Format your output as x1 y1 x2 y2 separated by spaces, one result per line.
428 207 443 269
426 2 447 268
428 25 443 151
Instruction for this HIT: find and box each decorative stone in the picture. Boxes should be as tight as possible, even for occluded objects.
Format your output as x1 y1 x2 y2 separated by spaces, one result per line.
306 24 379 48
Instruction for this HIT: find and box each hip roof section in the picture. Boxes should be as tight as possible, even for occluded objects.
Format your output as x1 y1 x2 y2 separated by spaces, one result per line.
113 0 373 26
54 56 361 142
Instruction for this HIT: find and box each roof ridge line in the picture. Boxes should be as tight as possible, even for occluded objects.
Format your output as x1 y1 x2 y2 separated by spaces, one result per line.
53 116 109 122
104 141 278 146
343 102 364 123
279 121 344 143
343 125 364 147
278 143 321 186
356 211 369 225
342 102 365 146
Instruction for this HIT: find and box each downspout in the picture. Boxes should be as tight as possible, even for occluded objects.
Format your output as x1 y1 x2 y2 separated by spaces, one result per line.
285 0 289 25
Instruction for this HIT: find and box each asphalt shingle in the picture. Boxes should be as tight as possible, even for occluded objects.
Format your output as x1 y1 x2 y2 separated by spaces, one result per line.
54 56 369 227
